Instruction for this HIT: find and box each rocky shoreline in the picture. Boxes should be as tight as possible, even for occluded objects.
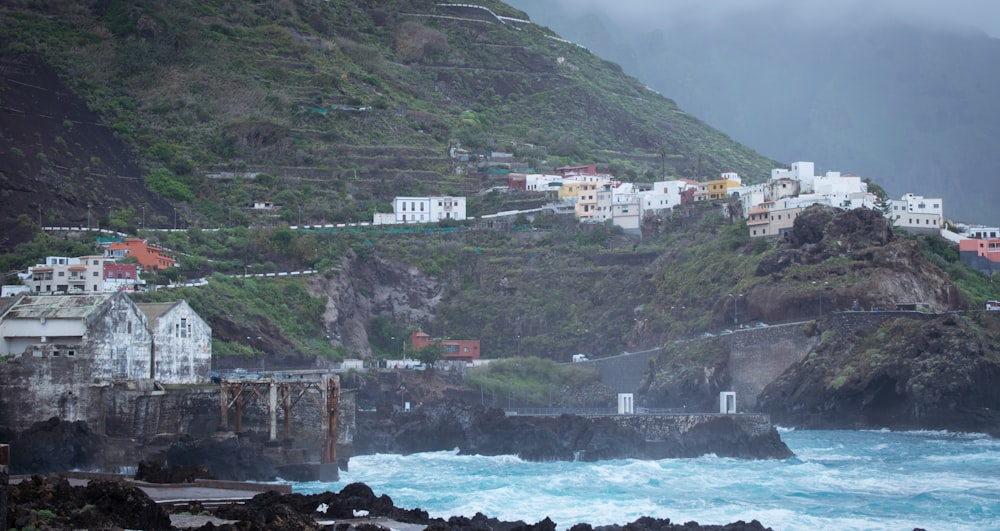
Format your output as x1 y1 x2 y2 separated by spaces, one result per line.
5 474 774 531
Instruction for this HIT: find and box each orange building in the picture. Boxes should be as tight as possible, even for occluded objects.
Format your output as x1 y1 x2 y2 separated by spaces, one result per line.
410 329 481 362
105 238 175 272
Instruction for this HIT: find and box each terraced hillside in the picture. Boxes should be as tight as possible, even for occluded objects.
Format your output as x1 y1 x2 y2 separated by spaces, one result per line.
0 0 778 251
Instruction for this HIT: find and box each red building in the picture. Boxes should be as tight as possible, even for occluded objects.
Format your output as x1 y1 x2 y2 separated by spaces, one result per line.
410 329 481 362
959 238 1000 276
103 262 142 290
105 238 175 272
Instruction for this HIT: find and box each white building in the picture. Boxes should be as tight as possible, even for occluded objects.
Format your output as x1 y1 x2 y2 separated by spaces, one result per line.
642 180 693 216
891 193 943 233
524 173 565 192
383 196 468 224
611 191 642 233
25 256 113 294
771 161 816 192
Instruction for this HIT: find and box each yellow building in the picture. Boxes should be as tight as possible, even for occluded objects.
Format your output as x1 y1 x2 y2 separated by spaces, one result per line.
558 181 583 202
707 171 742 200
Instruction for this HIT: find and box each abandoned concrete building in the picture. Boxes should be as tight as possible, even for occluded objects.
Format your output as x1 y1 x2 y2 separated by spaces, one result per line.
0 292 211 433
135 300 212 385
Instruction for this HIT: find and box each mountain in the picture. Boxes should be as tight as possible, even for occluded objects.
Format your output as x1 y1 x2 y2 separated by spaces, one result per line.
507 0 1000 228
0 0 779 253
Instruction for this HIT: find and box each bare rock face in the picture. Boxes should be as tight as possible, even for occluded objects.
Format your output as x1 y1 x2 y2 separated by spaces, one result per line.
308 252 446 358
742 205 963 325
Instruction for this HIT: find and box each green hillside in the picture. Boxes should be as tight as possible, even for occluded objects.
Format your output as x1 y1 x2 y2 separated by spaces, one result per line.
0 0 777 251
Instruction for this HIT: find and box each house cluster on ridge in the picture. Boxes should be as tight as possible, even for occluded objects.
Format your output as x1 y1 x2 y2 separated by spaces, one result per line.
4 238 175 297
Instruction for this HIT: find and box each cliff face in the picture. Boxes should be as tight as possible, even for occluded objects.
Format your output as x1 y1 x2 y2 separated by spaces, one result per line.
757 313 1000 435
308 252 447 358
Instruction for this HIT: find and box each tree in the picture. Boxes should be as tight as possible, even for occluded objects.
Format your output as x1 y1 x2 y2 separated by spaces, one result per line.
413 341 445 368
865 178 894 222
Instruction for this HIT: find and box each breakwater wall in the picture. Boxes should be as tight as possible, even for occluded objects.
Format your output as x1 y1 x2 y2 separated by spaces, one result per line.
608 413 773 440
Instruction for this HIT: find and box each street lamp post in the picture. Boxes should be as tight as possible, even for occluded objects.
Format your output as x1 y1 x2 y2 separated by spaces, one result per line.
728 293 743 327
813 281 829 316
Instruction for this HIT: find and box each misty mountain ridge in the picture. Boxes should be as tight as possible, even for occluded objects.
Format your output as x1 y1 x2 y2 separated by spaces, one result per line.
510 0 1000 227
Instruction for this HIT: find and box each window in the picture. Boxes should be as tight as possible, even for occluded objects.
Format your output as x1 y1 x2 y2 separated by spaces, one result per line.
180 318 187 338
94 271 99 277
58 271 65 277
402 202 407 211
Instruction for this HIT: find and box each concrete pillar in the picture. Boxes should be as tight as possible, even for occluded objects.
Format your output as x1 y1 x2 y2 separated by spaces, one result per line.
720 391 736 414
617 393 634 414
220 386 228 428
268 380 278 441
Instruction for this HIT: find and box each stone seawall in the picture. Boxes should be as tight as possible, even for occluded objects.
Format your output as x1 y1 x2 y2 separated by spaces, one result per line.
726 322 819 410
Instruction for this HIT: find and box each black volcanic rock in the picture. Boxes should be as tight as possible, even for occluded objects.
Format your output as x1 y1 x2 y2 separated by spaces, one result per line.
164 432 280 481
8 417 101 475
758 313 1000 435
7 474 171 530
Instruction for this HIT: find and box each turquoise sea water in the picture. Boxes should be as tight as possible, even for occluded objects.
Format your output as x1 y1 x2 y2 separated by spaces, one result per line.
294 429 1000 530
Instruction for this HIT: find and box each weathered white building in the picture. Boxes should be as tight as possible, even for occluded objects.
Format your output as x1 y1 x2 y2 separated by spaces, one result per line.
0 292 213 433
0 292 153 380
136 300 212 385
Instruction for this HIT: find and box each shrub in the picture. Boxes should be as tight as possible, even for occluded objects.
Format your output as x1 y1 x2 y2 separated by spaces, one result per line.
145 167 194 201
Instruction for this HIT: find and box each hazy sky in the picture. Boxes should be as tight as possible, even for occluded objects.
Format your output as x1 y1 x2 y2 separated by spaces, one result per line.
547 0 1000 37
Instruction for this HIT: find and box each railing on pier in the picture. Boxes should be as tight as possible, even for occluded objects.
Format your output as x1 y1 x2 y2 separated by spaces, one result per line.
503 407 694 416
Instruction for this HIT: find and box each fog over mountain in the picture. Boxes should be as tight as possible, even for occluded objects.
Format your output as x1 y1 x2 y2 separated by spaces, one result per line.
508 0 1000 227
